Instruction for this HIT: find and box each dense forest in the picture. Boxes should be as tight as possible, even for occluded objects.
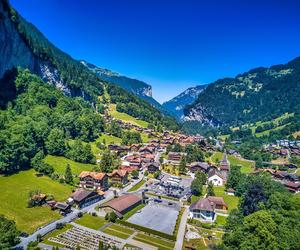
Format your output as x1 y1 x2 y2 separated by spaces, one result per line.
0 68 104 174
184 56 300 127
217 172 300 250
107 83 179 131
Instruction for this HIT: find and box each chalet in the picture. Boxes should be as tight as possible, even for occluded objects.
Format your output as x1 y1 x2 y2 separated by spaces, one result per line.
119 165 139 173
189 162 211 173
79 171 108 191
140 153 155 164
71 189 103 209
139 146 154 154
284 182 300 193
124 155 142 168
54 202 71 215
130 144 141 152
108 144 129 154
208 170 225 186
109 169 129 185
189 196 228 222
99 194 142 218
207 196 228 210
145 162 160 174
168 152 186 162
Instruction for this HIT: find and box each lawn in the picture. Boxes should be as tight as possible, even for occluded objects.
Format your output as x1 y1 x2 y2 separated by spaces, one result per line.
75 214 107 230
215 215 227 227
134 233 175 250
214 186 239 212
122 204 145 220
296 168 300 176
109 104 149 128
42 224 73 247
210 152 254 173
103 224 134 239
128 179 146 192
97 133 122 145
191 194 202 204
0 169 72 233
44 155 96 175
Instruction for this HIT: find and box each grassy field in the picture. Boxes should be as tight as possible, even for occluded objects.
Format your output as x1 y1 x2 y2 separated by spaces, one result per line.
75 214 107 230
134 233 175 250
214 186 239 212
42 224 73 247
97 133 122 145
0 169 72 233
128 179 146 192
109 104 149 128
44 155 96 175
211 152 254 173
103 224 134 239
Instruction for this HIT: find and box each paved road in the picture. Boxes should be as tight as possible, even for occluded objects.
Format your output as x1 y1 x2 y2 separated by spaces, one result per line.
14 174 144 249
174 206 189 250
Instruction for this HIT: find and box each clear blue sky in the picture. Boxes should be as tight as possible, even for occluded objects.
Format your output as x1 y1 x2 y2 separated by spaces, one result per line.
11 0 300 103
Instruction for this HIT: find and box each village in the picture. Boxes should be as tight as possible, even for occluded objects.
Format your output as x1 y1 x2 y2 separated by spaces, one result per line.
12 110 299 250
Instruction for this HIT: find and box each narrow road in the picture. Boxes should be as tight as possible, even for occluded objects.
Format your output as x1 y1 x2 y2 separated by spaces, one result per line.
174 206 189 250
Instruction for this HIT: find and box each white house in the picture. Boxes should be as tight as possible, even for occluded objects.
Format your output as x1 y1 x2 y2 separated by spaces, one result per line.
208 170 225 186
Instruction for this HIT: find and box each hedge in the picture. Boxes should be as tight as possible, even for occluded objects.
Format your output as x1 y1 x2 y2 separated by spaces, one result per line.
118 220 176 241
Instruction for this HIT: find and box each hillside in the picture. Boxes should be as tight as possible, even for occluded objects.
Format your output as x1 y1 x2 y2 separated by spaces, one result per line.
184 57 300 127
162 84 207 119
81 60 171 115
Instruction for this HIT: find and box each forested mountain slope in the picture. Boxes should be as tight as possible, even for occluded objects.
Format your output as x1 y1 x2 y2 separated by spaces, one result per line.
184 57 300 127
81 60 172 115
0 0 177 129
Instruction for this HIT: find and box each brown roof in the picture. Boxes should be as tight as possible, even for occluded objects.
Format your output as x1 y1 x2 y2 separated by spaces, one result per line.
101 194 141 213
110 169 128 177
190 198 215 212
79 171 106 180
71 189 99 202
207 196 228 208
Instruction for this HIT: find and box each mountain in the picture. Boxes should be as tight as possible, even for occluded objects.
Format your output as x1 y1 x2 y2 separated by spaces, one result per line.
81 60 172 115
0 0 178 129
0 0 104 102
80 60 152 97
184 56 300 128
162 84 207 120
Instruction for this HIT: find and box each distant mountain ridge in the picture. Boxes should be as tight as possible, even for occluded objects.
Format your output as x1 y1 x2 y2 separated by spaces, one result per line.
162 84 207 120
184 56 300 127
80 60 152 98
81 60 172 115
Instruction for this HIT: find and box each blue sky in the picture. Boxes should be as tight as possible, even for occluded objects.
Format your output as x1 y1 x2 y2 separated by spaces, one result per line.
11 0 300 103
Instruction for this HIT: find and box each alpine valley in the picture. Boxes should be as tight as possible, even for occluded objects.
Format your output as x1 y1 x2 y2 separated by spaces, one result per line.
1 0 300 250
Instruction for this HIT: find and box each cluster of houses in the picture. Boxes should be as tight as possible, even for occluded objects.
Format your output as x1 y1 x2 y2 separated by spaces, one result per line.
188 154 231 187
252 168 300 193
264 139 300 157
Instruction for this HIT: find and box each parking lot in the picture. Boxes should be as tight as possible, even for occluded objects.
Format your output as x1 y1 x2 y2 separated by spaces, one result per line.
127 201 180 235
146 173 192 199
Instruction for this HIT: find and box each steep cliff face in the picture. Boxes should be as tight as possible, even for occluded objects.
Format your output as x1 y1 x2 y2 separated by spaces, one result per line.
0 1 36 78
0 0 101 101
162 84 207 120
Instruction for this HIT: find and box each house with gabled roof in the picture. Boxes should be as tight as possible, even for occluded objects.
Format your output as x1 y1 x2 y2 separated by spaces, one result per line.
79 171 108 191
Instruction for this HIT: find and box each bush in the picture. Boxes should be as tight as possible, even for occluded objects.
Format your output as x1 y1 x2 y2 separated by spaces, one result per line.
77 212 83 218
55 222 65 229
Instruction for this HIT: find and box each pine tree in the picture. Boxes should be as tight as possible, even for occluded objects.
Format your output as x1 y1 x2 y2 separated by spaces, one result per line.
64 164 73 184
207 181 215 196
